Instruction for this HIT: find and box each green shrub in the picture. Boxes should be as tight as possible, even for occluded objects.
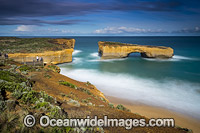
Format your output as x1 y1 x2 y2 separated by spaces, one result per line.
40 91 54 103
21 71 28 75
100 97 106 102
34 101 50 109
116 104 130 112
59 81 77 89
19 65 35 72
0 61 5 66
77 87 92 95
48 65 57 70
0 70 27 83
44 73 51 79
60 93 67 97
108 103 114 108
81 99 89 103
86 81 92 86
11 89 23 99
49 106 63 118
0 80 30 93
21 90 38 104
116 104 131 112
87 97 91 100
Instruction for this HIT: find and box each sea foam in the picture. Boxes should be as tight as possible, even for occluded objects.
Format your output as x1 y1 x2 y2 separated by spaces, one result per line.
143 55 199 62
73 50 82 56
90 52 99 58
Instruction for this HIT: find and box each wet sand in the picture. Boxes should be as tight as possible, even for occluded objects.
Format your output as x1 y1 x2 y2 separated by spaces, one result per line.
106 95 200 133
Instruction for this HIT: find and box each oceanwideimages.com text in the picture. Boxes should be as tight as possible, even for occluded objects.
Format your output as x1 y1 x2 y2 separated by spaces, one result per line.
24 115 175 129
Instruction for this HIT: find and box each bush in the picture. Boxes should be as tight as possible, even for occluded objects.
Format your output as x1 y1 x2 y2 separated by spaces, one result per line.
0 70 27 83
34 101 50 110
108 103 114 108
100 97 106 102
0 80 30 93
40 91 54 103
0 61 5 66
77 87 92 95
86 81 92 86
19 65 35 72
59 81 77 89
44 73 51 79
116 104 130 112
21 71 28 75
21 90 38 104
49 106 63 118
81 99 89 103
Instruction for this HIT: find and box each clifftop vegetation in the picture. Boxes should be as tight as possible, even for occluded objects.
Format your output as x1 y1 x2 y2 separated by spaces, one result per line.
0 37 74 53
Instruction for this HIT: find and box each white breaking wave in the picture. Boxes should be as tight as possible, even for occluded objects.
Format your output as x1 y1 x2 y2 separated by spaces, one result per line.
60 57 83 65
60 67 200 119
173 55 198 60
143 55 199 62
73 50 82 56
90 52 99 58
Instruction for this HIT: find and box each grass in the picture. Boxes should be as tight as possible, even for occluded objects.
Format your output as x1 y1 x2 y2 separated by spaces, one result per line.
0 37 72 53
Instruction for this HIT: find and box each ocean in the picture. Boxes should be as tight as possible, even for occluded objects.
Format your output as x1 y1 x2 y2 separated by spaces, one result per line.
29 36 200 119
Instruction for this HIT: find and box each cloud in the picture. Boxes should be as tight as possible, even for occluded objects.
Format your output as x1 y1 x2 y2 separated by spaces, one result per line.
0 18 85 25
15 25 33 31
94 26 166 34
0 0 183 25
46 28 75 34
14 25 76 35
174 26 200 33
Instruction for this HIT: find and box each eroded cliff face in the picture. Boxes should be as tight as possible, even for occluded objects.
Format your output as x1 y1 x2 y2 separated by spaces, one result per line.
8 38 75 64
55 38 75 49
98 41 174 59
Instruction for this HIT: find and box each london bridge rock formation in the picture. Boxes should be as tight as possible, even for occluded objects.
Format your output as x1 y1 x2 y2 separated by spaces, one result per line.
98 41 174 59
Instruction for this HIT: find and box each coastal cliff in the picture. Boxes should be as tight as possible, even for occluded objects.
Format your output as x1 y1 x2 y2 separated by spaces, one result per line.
98 41 174 59
1 38 75 64
8 48 73 64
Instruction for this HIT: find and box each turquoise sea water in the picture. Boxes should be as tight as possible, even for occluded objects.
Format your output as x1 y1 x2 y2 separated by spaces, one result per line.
26 36 200 119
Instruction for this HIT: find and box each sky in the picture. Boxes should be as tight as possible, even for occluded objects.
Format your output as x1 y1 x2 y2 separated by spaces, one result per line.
0 0 200 36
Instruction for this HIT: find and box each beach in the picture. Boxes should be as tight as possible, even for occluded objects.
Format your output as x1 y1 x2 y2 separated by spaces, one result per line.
106 95 200 133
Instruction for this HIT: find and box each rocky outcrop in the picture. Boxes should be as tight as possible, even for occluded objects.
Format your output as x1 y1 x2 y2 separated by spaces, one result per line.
8 38 75 64
98 41 174 59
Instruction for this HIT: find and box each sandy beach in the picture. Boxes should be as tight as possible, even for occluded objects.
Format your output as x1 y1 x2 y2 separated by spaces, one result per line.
106 95 200 133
